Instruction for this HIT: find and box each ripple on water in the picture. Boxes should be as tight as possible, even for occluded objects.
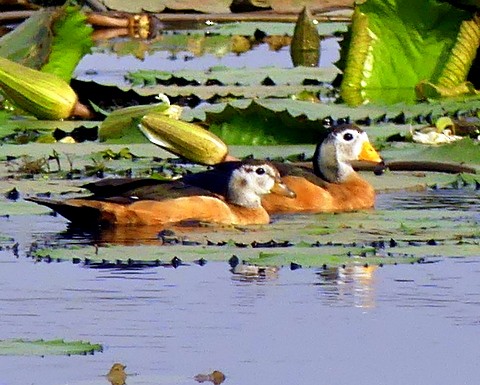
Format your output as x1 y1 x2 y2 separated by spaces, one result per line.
376 189 480 212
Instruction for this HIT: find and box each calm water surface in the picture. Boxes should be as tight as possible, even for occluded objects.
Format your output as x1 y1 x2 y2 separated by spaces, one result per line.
0 190 479 385
75 37 340 87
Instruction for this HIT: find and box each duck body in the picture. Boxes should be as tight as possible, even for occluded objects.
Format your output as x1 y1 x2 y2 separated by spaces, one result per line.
26 160 294 227
261 125 382 214
32 194 269 227
262 171 375 213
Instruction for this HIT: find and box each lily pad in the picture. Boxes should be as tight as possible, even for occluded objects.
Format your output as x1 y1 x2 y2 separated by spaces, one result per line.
184 98 480 132
270 0 355 13
126 66 339 88
206 21 349 36
0 339 102 356
100 0 232 13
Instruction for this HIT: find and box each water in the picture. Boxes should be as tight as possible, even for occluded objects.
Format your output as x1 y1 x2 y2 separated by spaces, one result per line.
74 37 340 87
376 189 480 212
0 190 479 385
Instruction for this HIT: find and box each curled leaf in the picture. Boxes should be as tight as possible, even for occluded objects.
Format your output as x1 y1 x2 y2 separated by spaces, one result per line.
290 7 320 67
139 113 228 165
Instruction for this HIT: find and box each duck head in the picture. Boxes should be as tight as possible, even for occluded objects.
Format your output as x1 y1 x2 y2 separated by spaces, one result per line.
226 160 296 208
313 125 382 183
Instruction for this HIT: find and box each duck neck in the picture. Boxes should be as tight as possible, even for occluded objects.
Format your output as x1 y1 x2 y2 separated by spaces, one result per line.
227 187 262 209
313 143 355 183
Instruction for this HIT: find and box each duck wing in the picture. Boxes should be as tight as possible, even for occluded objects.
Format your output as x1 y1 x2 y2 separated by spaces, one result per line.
271 162 330 188
82 177 168 197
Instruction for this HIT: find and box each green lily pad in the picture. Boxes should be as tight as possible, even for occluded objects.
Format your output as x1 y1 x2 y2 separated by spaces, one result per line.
0 339 102 356
0 115 99 144
183 98 480 143
126 66 339 88
205 100 329 144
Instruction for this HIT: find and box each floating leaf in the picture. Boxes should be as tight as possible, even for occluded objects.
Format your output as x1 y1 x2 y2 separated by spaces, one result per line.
183 98 480 131
0 339 102 356
204 100 328 144
126 66 338 88
0 7 92 82
206 21 349 36
270 0 354 13
100 0 232 13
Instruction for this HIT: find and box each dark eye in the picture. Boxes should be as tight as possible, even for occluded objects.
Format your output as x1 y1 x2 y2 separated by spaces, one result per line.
256 167 265 175
343 132 354 141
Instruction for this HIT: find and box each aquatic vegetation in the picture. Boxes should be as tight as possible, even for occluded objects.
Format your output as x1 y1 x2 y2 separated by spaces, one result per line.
0 339 102 356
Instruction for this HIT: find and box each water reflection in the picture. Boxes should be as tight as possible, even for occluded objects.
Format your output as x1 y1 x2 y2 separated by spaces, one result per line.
376 189 480 212
58 223 231 246
315 265 377 308
107 363 127 385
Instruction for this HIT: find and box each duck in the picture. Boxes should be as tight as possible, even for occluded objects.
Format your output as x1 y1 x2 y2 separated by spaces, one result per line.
260 124 383 213
26 159 295 227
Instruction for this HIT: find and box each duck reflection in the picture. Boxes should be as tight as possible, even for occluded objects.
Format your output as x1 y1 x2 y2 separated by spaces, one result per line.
107 363 127 385
60 222 233 246
194 370 226 385
228 255 280 282
315 265 377 308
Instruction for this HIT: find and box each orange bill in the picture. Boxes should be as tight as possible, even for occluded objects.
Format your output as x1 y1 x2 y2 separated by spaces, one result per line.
359 141 382 163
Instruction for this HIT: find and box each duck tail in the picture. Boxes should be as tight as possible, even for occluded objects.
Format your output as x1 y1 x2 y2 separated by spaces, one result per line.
25 196 102 226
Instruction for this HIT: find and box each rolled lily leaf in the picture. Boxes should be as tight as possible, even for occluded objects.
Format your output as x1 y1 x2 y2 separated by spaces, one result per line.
139 113 228 165
416 14 480 99
99 98 182 142
290 7 320 67
416 79 479 99
0 56 79 120
339 0 478 105
0 9 55 67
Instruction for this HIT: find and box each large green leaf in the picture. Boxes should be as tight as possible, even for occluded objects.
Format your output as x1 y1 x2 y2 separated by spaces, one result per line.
0 7 92 81
339 0 477 105
41 6 93 82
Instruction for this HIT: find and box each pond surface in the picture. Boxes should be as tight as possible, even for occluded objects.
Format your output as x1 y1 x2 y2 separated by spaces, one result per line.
0 190 479 385
75 37 340 87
